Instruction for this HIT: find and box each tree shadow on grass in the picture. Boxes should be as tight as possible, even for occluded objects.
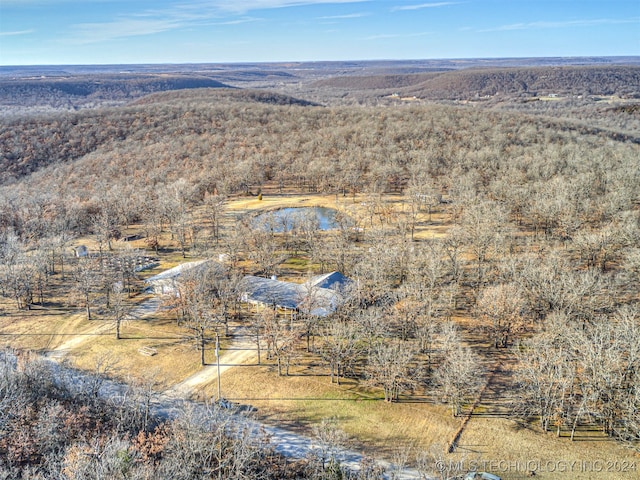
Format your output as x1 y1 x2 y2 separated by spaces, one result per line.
114 336 181 341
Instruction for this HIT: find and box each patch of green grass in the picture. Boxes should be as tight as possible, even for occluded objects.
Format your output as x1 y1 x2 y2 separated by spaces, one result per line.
281 256 313 272
286 257 309 266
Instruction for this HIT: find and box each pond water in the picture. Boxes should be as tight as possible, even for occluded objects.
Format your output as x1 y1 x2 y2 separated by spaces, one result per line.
252 207 340 232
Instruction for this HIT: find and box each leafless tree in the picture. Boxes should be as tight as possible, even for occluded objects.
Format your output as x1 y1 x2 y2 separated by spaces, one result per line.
515 306 640 441
365 340 418 402
0 231 26 307
442 226 465 286
459 199 508 287
245 219 287 278
311 417 349 474
434 323 484 416
91 209 120 255
109 283 130 340
157 403 272 480
177 263 225 365
204 193 226 244
319 320 362 385
71 256 101 321
475 282 527 348
260 307 298 376
567 308 640 440
513 313 576 435
162 179 197 258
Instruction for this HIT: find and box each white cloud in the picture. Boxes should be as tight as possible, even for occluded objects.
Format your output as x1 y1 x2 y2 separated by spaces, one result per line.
181 0 369 15
364 31 432 40
0 29 35 36
70 18 181 44
62 0 368 43
392 2 460 12
212 17 261 25
317 12 369 19
477 17 640 33
1 0 130 4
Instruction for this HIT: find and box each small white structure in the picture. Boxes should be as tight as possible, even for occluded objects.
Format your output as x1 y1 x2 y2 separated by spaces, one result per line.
144 259 221 295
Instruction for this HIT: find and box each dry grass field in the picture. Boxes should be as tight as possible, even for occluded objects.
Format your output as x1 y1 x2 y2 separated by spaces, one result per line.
0 303 88 352
208 360 638 480
203 329 638 479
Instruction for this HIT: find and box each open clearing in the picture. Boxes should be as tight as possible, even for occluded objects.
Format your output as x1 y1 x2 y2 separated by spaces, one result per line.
2 192 638 479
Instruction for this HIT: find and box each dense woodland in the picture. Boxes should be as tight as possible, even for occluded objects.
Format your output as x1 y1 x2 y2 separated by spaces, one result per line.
1 63 639 478
312 65 640 99
0 75 230 113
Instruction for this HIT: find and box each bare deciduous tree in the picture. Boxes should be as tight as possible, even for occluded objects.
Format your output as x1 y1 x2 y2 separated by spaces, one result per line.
459 199 508 287
311 417 349 474
513 313 575 435
260 307 299 376
434 323 484 416
176 263 225 365
204 193 226 244
475 282 526 348
71 256 101 321
109 282 130 340
319 320 362 385
365 340 418 402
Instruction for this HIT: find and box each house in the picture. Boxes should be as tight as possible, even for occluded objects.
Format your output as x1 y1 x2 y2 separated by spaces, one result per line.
239 273 349 317
145 261 350 317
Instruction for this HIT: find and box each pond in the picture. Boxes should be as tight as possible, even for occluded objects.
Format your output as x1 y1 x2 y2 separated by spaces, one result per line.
252 207 340 232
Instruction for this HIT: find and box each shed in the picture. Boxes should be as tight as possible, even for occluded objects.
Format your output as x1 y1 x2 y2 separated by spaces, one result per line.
144 259 223 295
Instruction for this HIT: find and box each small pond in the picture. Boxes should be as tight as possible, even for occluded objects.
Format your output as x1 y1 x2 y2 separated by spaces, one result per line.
252 207 340 232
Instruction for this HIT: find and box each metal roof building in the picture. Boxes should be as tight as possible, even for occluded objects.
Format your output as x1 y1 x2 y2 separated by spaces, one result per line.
308 271 351 292
145 260 350 317
239 273 348 317
144 259 222 295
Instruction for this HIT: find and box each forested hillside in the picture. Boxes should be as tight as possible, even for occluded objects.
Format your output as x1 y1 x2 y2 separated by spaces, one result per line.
1 87 638 239
0 89 314 185
312 65 640 99
0 75 230 113
1 73 639 478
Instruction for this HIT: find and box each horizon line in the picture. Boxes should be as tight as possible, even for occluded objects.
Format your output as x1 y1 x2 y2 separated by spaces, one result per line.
1 54 639 70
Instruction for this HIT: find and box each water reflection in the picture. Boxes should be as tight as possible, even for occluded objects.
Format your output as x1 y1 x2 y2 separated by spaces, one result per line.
252 207 340 232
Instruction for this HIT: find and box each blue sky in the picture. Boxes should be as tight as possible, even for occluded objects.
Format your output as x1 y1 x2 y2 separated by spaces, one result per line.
0 1 638 65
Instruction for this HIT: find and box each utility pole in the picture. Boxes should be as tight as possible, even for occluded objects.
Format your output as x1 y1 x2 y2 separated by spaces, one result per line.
216 332 221 401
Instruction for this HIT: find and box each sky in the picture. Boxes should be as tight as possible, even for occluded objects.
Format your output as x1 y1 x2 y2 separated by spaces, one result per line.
0 0 638 65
